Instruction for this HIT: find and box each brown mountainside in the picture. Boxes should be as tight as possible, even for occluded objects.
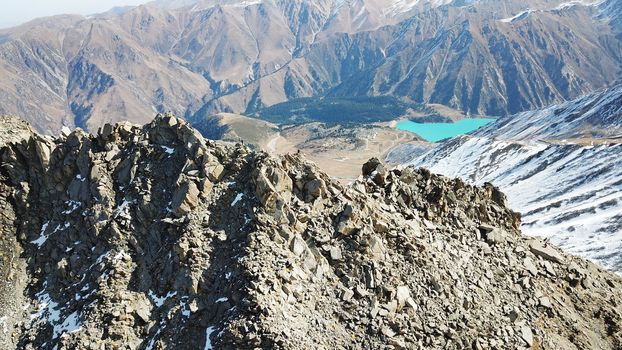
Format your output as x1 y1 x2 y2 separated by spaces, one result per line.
0 0 620 133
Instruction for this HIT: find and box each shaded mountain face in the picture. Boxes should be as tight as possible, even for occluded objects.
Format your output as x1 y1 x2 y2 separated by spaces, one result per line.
0 0 620 133
601 0 622 32
2 114 622 349
392 84 622 271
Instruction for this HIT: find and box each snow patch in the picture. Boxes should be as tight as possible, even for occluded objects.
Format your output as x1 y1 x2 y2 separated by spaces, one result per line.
31 221 50 247
149 290 177 308
384 0 453 17
554 0 602 10
410 136 622 271
231 193 244 207
53 311 83 337
161 145 175 155
179 297 192 317
204 326 216 350
31 222 68 247
500 10 533 23
30 283 83 339
233 0 262 7
62 200 82 215
115 199 134 219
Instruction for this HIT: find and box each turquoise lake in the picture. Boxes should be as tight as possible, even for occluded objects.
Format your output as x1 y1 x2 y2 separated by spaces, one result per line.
396 118 496 142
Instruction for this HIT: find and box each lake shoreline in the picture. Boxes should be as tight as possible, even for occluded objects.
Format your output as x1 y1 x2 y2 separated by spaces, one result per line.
396 118 496 142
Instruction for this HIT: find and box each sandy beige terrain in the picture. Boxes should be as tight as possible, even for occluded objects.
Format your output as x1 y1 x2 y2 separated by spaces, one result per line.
263 122 423 182
274 134 423 182
199 113 424 181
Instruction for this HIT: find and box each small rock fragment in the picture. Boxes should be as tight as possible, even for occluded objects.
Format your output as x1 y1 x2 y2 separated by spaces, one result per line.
520 326 533 347
530 241 565 264
329 246 343 261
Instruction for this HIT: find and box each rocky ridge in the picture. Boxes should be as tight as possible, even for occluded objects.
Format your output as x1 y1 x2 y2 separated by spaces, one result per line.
0 114 621 349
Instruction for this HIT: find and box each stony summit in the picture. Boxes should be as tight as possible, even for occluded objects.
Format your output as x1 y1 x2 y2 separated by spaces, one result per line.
0 114 619 349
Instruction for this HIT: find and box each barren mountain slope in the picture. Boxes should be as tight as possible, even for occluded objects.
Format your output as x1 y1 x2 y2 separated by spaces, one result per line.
191 0 622 118
0 8 210 134
0 0 620 133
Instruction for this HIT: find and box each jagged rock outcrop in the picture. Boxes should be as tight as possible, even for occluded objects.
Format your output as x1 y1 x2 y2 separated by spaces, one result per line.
0 116 36 349
0 114 621 349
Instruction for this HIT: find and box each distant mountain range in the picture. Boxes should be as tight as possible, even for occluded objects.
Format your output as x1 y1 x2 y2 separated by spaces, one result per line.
0 0 620 133
391 83 622 271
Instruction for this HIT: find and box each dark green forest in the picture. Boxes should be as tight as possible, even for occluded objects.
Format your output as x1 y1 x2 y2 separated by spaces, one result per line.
253 96 435 125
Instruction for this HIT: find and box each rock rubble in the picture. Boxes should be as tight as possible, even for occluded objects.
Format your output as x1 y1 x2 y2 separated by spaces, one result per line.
0 114 621 349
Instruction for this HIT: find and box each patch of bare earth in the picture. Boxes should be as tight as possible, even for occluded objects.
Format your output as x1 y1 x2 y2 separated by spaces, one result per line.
268 123 423 182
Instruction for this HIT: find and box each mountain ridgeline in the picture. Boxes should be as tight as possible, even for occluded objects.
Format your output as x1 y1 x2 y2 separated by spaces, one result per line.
0 0 621 133
1 114 622 349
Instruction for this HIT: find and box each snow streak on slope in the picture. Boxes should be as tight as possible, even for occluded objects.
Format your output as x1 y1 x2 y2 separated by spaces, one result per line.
411 137 622 271
384 0 453 16
474 84 622 140
162 0 458 18
499 10 533 23
555 1 602 11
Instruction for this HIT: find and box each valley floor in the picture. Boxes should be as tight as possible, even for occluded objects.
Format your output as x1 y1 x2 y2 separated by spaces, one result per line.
203 113 426 182
264 125 422 182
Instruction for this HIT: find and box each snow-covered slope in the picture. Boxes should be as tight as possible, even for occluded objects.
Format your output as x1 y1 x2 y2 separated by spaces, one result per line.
410 137 622 271
155 0 459 12
400 85 622 271
600 0 622 30
474 84 622 141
